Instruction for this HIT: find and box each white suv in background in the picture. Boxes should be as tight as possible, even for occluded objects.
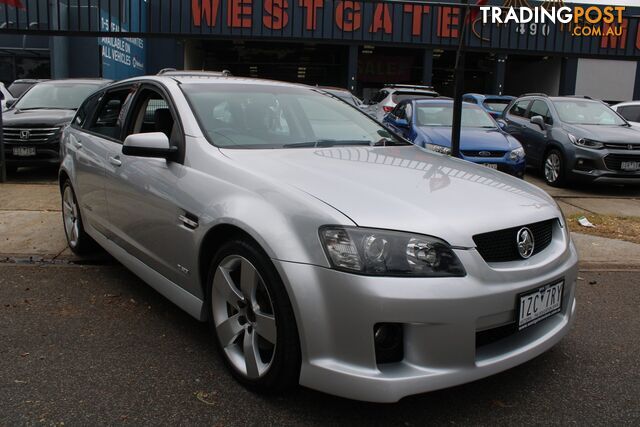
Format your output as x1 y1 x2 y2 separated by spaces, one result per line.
612 101 640 127
364 84 439 121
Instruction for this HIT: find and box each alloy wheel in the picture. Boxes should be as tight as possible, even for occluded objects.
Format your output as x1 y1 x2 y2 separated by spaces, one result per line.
211 255 277 379
62 186 80 248
544 153 561 183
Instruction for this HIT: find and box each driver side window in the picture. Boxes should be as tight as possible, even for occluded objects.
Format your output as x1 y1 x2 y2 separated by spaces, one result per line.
125 87 182 150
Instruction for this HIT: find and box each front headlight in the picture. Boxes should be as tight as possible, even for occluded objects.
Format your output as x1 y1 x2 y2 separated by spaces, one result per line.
425 144 452 155
568 133 603 149
509 147 525 161
319 226 465 277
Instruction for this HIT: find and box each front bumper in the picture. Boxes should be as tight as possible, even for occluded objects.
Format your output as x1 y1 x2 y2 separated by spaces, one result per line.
569 147 640 184
3 142 60 166
274 231 578 402
460 154 526 178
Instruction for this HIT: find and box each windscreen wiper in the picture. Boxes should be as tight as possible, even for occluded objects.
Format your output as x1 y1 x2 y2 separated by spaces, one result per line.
283 140 373 148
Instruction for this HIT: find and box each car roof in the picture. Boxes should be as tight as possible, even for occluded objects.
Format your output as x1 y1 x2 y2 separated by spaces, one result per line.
115 74 317 91
36 78 113 85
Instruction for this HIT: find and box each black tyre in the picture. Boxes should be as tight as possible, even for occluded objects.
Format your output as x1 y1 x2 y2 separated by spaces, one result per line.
543 149 566 187
61 180 95 255
206 238 301 393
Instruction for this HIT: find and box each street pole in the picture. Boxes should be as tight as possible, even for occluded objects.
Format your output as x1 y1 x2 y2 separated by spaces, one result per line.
451 0 469 159
0 89 5 183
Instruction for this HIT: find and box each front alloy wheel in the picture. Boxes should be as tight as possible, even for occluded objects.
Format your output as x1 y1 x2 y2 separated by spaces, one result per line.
207 239 300 392
211 255 277 379
543 149 565 187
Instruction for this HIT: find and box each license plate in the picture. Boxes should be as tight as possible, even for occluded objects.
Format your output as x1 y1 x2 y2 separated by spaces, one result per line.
482 163 498 169
12 147 36 157
517 281 563 331
621 161 640 171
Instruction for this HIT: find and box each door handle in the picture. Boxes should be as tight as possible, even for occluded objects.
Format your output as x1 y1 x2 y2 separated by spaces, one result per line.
72 140 83 149
109 156 122 167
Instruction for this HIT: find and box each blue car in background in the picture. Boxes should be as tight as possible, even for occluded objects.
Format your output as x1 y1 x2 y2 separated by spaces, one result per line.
463 93 515 119
383 99 526 178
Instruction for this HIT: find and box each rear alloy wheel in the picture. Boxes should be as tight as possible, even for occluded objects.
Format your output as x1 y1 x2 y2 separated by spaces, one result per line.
61 181 95 255
207 239 300 392
543 149 566 187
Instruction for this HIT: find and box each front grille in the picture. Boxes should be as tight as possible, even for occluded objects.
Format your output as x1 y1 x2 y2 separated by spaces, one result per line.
603 142 640 150
2 127 60 144
461 150 506 158
604 154 640 171
473 219 555 263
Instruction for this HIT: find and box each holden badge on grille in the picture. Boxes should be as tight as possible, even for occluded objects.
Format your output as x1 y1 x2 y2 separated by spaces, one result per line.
516 227 535 259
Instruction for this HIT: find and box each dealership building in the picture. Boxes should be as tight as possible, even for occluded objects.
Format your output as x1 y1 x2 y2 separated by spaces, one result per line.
0 0 639 102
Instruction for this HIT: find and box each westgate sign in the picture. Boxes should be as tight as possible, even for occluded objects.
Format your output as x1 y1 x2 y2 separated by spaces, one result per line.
0 0 639 58
186 0 639 57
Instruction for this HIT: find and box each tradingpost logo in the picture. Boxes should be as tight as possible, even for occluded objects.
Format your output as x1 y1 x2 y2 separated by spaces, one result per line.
479 3 627 38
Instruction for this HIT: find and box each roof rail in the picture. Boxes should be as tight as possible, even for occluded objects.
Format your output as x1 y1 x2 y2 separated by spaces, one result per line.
520 93 548 97
384 84 435 90
565 95 593 100
157 69 233 77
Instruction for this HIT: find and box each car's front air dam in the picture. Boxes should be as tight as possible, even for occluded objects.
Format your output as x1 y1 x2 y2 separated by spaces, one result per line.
272 242 578 402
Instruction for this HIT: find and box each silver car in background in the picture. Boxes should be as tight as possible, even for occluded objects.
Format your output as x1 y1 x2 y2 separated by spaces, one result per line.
59 75 578 402
364 84 440 121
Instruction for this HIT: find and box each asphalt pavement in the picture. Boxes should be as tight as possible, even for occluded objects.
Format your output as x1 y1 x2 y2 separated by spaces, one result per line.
1 264 638 425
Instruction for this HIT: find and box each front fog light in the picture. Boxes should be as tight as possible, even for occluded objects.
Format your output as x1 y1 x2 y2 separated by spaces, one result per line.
320 226 465 277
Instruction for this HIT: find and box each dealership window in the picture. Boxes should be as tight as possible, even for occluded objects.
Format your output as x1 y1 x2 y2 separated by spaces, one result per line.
528 100 553 125
617 106 640 123
87 88 133 141
509 100 531 118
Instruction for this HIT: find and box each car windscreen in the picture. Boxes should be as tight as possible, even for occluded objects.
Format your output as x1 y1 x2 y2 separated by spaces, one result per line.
392 92 438 103
483 99 511 113
553 100 627 126
416 104 496 128
181 84 407 148
14 82 103 110
8 82 34 98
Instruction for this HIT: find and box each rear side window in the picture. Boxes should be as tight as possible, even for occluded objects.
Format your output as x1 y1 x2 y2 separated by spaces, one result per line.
87 88 133 141
617 105 640 122
371 90 388 104
528 100 553 125
509 100 531 117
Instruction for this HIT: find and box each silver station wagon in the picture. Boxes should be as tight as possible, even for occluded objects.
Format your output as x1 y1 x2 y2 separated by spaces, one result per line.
59 74 578 402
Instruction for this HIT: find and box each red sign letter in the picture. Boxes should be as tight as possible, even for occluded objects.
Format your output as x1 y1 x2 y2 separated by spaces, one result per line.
228 0 252 28
336 1 361 32
601 19 628 49
299 0 323 30
192 0 220 27
437 6 460 38
264 0 289 29
369 3 392 34
403 4 430 36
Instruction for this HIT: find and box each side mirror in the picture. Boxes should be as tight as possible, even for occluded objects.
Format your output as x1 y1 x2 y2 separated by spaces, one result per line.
5 99 16 109
496 119 507 129
530 115 546 129
122 132 177 158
